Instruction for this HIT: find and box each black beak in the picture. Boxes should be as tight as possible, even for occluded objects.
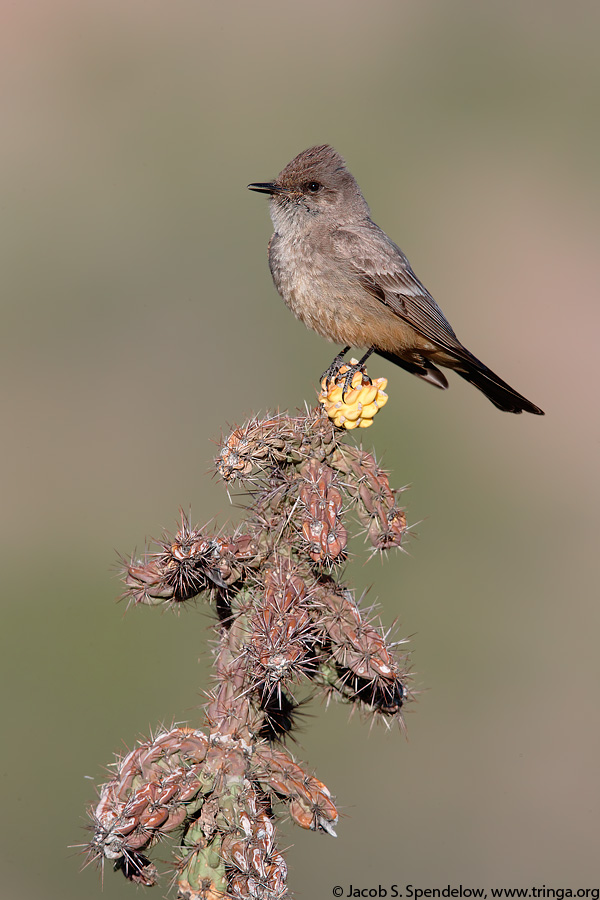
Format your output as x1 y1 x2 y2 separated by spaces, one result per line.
247 182 280 195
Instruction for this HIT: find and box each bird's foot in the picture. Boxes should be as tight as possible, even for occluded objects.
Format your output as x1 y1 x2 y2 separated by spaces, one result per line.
321 346 351 389
339 360 372 402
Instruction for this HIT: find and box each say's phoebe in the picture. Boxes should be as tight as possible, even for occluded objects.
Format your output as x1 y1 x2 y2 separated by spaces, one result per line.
248 144 543 415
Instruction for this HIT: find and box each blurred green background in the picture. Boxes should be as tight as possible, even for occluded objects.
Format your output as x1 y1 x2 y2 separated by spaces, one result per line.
1 1 599 897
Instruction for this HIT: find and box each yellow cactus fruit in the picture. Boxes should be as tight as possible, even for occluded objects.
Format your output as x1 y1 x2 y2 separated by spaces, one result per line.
318 361 388 430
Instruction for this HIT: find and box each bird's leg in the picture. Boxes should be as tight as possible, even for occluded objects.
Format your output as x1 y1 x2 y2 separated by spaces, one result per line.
340 347 375 401
357 347 375 368
320 346 351 387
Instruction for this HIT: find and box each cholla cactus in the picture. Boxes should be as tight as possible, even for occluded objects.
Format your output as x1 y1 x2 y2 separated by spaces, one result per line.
85 401 411 899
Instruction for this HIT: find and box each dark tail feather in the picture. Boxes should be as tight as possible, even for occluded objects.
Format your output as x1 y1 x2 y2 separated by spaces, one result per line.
376 349 449 390
376 348 544 415
451 356 544 415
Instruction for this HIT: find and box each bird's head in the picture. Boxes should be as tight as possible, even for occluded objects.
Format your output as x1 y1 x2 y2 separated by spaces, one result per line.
248 145 369 233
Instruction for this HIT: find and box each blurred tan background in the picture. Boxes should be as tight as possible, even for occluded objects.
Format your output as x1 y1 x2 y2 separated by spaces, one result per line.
1 1 599 897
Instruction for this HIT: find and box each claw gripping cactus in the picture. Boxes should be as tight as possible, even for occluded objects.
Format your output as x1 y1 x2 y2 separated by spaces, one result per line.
85 403 411 899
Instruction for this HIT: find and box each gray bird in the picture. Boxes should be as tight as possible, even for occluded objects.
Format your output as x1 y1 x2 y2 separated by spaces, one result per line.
248 144 543 415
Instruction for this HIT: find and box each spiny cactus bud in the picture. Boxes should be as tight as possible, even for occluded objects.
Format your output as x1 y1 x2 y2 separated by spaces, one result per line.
253 746 338 835
124 518 225 606
216 414 300 483
123 518 267 607
220 795 288 898
88 728 210 875
315 586 406 716
330 446 407 552
298 458 348 565
246 566 317 701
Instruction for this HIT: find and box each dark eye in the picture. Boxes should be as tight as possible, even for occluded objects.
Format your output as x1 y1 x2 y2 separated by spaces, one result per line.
307 181 321 193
